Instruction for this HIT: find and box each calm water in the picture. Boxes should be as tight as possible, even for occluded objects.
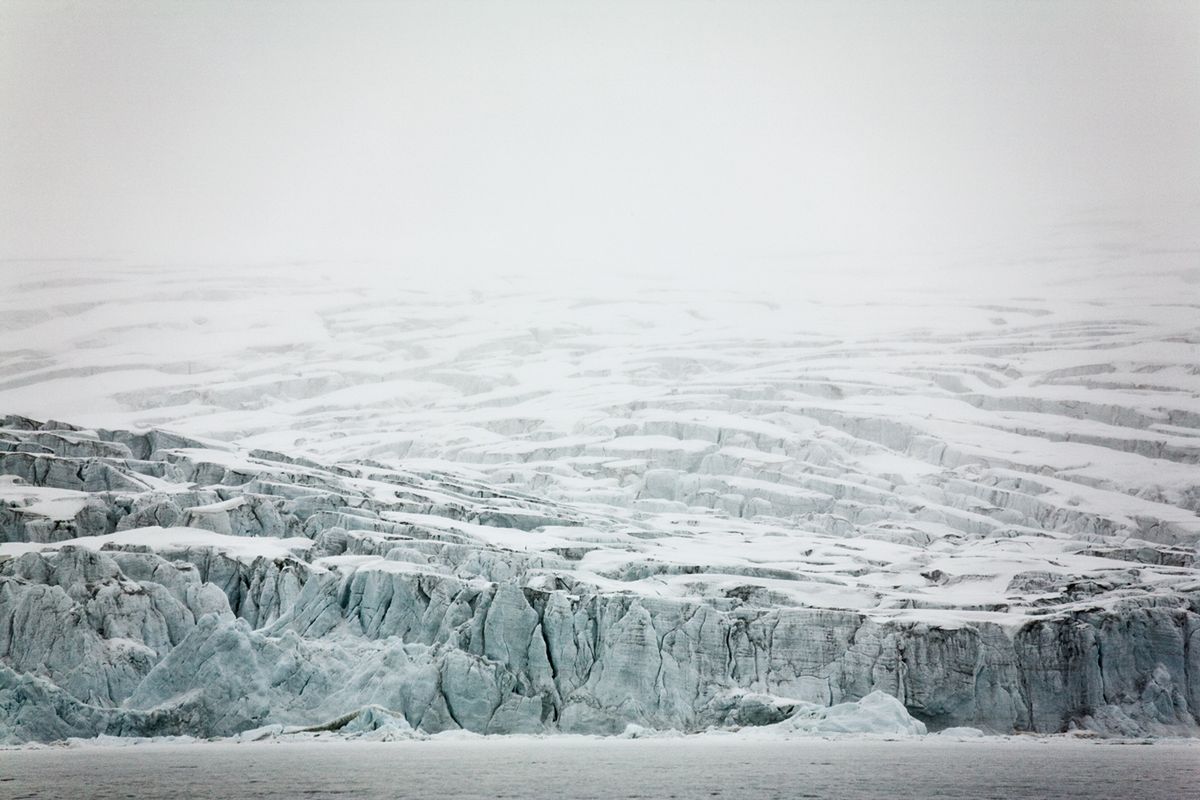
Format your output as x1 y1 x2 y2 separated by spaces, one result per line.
1 737 1197 800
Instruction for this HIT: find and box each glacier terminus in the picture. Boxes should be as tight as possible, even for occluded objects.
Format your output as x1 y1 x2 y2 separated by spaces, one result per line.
1 263 1198 745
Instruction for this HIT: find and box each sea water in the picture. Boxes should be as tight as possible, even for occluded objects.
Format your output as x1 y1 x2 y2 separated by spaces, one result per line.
2 736 1197 800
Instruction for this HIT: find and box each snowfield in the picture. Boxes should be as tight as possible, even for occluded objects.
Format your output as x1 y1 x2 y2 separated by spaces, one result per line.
0 259 1198 742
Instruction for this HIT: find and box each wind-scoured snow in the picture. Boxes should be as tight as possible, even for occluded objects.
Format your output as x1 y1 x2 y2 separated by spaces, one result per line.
0 260 1198 742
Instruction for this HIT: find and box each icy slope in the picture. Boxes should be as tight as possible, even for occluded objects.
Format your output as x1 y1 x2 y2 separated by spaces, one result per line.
3 263 1200 550
0 260 1198 740
0 416 1197 742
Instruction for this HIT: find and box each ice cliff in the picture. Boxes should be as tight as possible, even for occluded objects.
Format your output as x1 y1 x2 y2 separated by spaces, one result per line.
2 415 1197 743
3 264 1200 742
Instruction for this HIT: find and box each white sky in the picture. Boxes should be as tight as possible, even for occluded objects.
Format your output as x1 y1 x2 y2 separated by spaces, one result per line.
2 1 1198 279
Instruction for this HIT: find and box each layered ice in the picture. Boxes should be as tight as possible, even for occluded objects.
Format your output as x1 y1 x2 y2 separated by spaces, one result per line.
1 263 1198 742
0 415 1197 743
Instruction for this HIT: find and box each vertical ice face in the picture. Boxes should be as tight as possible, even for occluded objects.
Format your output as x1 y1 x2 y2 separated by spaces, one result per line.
1 415 1197 742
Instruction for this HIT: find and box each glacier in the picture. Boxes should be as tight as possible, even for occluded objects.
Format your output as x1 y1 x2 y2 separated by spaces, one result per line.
1 262 1199 743
0 412 1197 743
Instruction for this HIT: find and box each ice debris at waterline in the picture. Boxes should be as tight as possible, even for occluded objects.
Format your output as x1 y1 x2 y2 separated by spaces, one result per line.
1 415 1198 744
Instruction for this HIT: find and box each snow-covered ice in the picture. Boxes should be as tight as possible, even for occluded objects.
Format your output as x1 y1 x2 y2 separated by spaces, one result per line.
1 260 1199 742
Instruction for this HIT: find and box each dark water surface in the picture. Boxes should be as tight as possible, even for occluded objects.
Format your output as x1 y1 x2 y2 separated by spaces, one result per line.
1 737 1197 800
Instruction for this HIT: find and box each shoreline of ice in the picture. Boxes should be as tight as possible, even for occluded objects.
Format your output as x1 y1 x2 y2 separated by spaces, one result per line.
2 260 1199 744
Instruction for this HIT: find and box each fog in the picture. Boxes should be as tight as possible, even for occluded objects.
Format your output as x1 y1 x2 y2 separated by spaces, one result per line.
2 1 1197 285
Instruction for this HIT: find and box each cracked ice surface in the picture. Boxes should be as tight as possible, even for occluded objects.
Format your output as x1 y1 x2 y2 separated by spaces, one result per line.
0 260 1199 741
